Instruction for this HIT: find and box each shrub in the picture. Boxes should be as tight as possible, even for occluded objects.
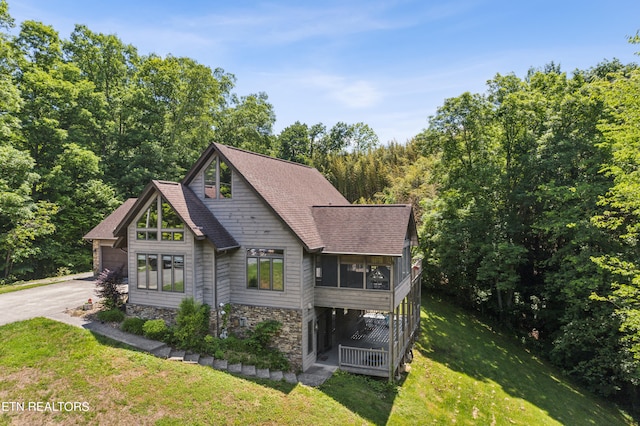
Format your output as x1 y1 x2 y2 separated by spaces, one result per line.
248 320 282 351
121 317 146 335
97 308 125 323
143 319 169 341
95 268 124 310
173 298 210 351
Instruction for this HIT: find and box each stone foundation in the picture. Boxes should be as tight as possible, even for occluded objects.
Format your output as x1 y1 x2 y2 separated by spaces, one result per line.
126 304 179 325
126 303 221 333
227 304 303 371
125 302 303 371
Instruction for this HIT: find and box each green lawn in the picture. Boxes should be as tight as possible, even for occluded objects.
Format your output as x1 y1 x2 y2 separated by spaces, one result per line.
0 272 92 295
0 295 633 425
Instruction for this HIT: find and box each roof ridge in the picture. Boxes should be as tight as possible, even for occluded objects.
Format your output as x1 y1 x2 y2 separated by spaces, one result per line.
313 204 411 208
153 179 180 185
214 142 315 169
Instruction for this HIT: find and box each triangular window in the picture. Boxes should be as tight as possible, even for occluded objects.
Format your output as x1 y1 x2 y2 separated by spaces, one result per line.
136 196 184 241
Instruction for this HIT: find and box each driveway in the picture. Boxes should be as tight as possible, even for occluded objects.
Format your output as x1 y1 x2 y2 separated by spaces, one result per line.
0 273 97 327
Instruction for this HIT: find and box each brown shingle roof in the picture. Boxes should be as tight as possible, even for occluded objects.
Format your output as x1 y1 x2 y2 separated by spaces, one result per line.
114 180 239 251
312 205 416 256
84 198 137 240
185 143 350 251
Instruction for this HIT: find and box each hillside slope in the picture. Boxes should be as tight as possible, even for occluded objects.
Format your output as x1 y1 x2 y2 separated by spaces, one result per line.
0 295 633 425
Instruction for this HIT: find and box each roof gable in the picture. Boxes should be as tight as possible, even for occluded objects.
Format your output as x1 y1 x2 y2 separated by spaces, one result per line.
184 143 350 250
114 180 239 251
84 198 137 240
312 205 417 256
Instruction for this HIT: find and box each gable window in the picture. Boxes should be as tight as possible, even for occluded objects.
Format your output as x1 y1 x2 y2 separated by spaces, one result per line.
204 156 232 199
246 249 284 291
136 196 184 241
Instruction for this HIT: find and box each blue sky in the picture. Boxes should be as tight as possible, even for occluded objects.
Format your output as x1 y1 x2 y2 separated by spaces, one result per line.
9 0 640 144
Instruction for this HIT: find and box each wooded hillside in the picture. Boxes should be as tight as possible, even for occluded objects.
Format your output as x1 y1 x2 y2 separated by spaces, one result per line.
0 0 639 411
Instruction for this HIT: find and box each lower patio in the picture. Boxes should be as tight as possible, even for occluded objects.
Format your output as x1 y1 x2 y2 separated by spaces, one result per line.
315 310 412 378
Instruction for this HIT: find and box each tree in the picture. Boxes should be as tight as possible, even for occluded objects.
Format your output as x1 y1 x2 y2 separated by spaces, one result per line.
214 91 276 155
277 121 310 163
0 146 56 281
0 0 20 143
349 122 379 152
590 64 640 394
39 143 118 273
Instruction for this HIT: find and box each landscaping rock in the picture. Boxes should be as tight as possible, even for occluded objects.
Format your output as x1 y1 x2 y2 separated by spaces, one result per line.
213 359 227 370
269 371 283 381
183 353 200 364
241 365 256 376
151 345 171 359
256 368 270 379
198 356 214 367
228 363 242 373
283 372 298 384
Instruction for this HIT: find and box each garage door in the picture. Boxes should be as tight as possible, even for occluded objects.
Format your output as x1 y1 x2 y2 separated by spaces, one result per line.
101 246 128 277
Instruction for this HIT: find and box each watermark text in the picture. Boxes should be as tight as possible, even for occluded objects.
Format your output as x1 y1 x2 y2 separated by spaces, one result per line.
1 401 90 412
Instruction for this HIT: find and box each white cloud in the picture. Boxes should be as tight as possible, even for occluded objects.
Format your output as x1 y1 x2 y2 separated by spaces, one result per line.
293 72 382 109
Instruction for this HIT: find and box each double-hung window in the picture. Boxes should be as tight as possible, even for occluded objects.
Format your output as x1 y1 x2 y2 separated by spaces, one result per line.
247 249 284 291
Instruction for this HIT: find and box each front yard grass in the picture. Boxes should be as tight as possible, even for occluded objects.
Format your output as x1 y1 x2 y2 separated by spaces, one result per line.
0 295 634 425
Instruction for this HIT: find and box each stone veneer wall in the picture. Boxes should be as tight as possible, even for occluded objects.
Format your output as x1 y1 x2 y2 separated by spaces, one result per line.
125 303 302 371
92 240 100 276
126 303 180 325
126 303 221 332
227 304 303 371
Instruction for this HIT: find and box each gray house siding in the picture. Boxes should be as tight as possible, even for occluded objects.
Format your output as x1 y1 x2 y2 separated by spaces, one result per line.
216 253 232 305
196 240 216 307
189 167 304 311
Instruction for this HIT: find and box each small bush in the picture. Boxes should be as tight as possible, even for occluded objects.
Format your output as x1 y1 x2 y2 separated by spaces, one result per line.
97 308 125 323
248 320 282 351
173 298 210 351
95 268 124 310
143 319 169 341
121 317 147 335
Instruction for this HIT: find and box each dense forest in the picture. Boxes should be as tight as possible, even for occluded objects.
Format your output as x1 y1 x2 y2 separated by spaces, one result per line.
1 0 640 411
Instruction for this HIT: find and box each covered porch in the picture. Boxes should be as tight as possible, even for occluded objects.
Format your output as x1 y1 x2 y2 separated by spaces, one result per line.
314 264 421 379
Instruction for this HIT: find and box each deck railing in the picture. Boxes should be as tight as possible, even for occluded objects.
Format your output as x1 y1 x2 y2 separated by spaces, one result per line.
338 345 389 377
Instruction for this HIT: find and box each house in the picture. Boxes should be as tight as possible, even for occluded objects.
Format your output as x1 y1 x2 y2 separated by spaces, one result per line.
87 143 422 378
84 198 137 278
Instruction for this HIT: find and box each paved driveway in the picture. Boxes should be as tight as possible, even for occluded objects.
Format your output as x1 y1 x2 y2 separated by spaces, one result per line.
0 274 97 327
